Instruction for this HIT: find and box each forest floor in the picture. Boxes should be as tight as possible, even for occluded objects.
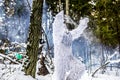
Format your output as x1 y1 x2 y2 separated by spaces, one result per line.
0 63 119 80
0 42 119 80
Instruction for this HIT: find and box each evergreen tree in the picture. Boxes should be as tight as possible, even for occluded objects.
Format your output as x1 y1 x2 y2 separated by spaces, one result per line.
90 0 120 48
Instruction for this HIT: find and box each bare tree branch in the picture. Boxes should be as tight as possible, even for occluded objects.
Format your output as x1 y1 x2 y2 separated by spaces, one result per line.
92 62 110 77
0 54 20 64
26 0 31 10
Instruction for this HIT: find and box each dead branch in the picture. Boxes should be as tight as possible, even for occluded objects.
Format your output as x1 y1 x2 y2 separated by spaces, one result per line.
0 54 20 64
92 62 110 77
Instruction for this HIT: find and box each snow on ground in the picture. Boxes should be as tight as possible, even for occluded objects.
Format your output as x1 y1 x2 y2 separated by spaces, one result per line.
0 63 119 80
80 71 120 80
0 64 34 80
36 74 52 80
0 63 52 80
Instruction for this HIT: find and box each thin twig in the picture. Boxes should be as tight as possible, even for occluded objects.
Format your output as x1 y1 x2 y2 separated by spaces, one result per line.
92 62 110 77
26 0 31 10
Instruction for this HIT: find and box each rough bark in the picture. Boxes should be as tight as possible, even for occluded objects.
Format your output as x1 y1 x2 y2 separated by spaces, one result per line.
37 55 49 76
24 0 43 78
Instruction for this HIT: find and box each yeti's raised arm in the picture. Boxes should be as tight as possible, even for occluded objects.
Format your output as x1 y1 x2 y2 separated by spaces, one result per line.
70 18 89 41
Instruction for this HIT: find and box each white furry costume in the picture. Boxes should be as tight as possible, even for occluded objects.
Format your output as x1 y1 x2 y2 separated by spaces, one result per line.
53 11 89 80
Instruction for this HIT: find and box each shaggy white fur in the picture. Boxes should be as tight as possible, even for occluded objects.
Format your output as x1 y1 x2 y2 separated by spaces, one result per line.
52 11 88 80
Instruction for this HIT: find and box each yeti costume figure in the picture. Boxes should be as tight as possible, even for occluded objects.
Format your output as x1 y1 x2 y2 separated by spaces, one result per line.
53 11 89 80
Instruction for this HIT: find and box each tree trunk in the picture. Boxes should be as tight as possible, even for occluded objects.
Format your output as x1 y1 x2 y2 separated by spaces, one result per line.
64 0 73 30
116 19 120 76
65 0 69 16
24 0 43 78
37 54 49 76
64 0 75 30
59 0 62 11
101 45 106 74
